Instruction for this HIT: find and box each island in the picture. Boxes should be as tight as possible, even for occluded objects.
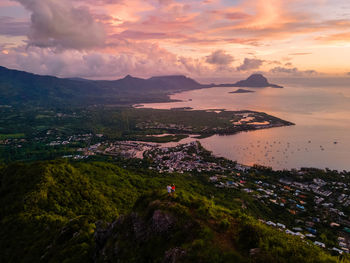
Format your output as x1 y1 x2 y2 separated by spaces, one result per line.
229 88 255 94
218 74 284 88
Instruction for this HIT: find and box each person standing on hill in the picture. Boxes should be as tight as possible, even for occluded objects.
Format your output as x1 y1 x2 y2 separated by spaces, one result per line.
171 184 176 193
167 185 172 195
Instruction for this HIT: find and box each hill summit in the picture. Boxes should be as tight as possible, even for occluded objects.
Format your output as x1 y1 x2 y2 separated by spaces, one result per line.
235 74 269 87
0 161 338 263
218 74 283 88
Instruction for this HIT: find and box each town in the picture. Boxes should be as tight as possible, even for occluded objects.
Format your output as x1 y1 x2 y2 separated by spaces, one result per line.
76 139 350 255
2 117 350 255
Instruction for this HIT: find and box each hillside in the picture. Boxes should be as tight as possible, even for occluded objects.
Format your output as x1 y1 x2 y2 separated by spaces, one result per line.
0 66 205 107
0 66 284 108
0 160 342 262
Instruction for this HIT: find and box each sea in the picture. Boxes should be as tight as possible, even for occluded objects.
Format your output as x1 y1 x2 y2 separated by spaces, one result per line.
137 79 350 171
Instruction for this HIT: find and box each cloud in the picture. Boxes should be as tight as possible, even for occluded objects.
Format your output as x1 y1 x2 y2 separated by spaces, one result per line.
0 44 211 79
0 17 29 36
269 66 317 76
289 52 312 56
113 30 182 40
205 50 234 65
74 0 124 5
3 0 350 78
315 31 350 43
237 58 264 71
14 0 105 50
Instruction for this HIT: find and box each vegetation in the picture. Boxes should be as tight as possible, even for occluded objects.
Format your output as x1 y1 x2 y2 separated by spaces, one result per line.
0 66 205 107
0 106 292 163
0 133 25 140
0 160 345 262
0 65 338 262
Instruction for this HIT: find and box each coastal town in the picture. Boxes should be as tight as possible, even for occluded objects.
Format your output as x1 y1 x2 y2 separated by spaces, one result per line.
72 139 350 255
1 109 350 255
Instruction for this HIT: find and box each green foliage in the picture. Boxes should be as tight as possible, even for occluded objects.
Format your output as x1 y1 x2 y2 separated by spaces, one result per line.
0 160 345 262
0 133 25 140
0 106 291 162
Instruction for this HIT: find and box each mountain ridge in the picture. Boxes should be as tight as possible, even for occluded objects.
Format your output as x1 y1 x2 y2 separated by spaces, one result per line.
0 66 283 108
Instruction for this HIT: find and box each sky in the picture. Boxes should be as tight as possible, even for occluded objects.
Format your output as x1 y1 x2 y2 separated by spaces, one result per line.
1 0 350 81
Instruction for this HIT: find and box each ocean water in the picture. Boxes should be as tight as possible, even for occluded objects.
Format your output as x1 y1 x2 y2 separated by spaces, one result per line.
138 83 350 171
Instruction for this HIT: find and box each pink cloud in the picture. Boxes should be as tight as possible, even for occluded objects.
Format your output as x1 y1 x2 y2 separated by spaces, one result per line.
1 0 350 78
205 50 234 65
0 17 29 36
15 0 106 50
237 58 264 71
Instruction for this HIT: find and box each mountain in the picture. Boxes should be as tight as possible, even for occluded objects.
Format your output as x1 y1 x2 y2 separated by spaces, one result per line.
219 74 283 88
0 66 283 108
0 66 205 107
0 160 338 263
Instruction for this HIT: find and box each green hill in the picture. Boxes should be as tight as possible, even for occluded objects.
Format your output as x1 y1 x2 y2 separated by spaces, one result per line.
0 66 285 108
0 66 205 107
0 161 342 262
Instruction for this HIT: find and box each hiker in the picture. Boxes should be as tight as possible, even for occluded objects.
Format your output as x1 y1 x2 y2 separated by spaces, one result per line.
167 185 172 195
171 184 176 193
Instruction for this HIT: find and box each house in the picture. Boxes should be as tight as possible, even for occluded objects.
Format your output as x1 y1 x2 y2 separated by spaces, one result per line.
266 221 276 227
293 227 303 232
339 242 347 248
307 227 317 235
332 247 343 254
277 223 286 229
314 241 326 248
305 233 315 238
285 229 295 235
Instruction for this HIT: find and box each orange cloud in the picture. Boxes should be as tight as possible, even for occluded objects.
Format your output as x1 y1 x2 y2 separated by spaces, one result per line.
316 32 350 43
2 0 350 78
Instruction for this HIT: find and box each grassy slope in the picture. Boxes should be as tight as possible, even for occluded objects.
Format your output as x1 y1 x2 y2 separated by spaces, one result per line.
0 161 343 262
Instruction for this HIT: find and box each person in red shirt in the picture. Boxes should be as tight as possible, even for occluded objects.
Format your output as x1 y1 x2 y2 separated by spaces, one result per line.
171 184 175 194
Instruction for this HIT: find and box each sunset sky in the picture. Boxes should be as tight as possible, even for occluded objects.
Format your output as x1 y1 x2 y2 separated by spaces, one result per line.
1 0 350 80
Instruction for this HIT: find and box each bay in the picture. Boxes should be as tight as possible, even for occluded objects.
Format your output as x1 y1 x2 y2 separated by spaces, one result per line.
138 82 350 171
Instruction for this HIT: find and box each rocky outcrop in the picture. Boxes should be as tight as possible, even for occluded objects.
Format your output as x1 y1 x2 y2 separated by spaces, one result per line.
151 210 175 234
93 208 180 262
162 247 186 263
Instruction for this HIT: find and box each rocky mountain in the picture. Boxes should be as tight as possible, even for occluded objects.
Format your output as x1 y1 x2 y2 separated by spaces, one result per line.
219 74 283 88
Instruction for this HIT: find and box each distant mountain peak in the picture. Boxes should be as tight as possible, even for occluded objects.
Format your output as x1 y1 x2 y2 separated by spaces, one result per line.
0 65 285 108
123 74 135 80
216 73 283 88
149 75 188 79
234 74 283 88
245 74 268 84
